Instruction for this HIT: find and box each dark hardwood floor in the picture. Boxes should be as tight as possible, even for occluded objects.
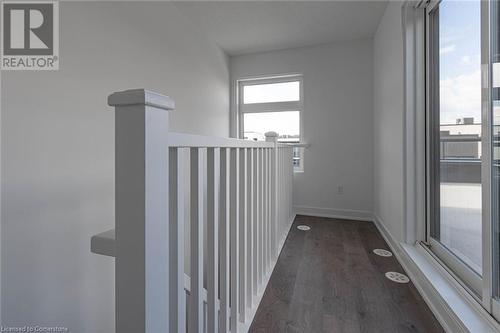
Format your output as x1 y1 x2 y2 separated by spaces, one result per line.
249 215 444 333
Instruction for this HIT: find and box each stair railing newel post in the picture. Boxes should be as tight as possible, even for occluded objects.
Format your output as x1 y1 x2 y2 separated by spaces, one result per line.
265 131 279 261
108 89 175 333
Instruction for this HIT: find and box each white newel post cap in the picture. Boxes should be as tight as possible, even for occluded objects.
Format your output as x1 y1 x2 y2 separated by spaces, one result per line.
108 89 175 111
265 131 279 142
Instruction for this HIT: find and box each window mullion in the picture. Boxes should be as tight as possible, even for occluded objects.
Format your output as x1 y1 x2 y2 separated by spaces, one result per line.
240 101 303 113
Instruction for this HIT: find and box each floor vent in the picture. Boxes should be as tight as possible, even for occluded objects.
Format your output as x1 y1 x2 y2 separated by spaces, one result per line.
373 249 393 257
297 225 311 231
385 271 410 284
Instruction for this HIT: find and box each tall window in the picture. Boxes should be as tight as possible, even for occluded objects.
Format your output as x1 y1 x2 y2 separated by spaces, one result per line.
238 75 304 171
425 0 500 318
426 0 483 293
401 0 500 320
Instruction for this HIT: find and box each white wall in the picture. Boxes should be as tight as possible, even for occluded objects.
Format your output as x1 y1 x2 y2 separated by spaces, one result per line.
1 2 229 332
231 40 374 220
373 1 405 241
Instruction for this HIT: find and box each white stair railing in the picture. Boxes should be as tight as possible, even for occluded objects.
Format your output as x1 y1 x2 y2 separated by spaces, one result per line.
91 89 295 333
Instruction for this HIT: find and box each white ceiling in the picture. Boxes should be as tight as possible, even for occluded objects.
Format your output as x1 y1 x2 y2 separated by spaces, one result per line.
174 1 388 56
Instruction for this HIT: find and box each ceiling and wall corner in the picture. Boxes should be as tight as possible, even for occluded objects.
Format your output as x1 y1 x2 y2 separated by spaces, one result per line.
174 1 389 56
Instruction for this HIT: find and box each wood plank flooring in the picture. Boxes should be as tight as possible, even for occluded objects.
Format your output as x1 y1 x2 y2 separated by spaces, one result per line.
249 215 444 333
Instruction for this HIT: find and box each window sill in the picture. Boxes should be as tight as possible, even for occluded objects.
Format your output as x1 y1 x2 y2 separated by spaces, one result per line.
400 242 500 333
282 142 310 148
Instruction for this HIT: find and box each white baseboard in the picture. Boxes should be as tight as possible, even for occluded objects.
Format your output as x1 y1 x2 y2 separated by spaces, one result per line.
373 215 499 333
294 205 373 222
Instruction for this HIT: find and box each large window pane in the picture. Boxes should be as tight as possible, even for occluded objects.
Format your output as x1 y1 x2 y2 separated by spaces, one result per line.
432 0 483 274
243 81 300 104
243 111 299 142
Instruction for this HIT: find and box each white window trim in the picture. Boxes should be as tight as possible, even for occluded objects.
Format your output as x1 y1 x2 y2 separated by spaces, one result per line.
235 74 304 143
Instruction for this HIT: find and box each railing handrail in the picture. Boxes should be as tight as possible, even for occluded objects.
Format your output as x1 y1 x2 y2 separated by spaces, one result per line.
169 133 309 149
169 132 274 148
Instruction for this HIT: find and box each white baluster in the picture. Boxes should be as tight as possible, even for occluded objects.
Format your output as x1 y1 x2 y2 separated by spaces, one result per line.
189 148 207 333
252 149 258 296
247 149 254 306
282 149 285 238
230 148 239 332
238 148 247 323
220 148 230 332
263 148 268 274
169 148 187 333
268 149 272 268
290 148 292 222
265 132 279 262
207 148 220 333
260 148 264 286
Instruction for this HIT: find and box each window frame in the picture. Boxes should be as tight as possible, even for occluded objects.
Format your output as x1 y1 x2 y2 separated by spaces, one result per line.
424 0 486 298
237 74 304 143
485 0 500 319
420 0 500 316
